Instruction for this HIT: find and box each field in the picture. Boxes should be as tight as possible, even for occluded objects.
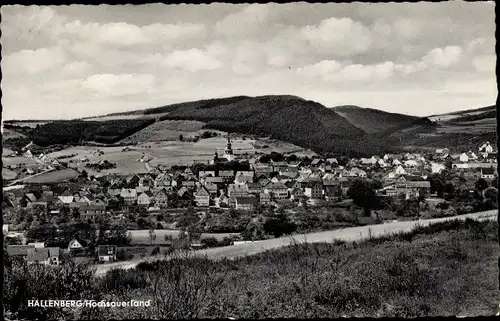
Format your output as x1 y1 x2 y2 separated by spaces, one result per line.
83 114 160 122
18 168 79 184
129 229 240 245
120 120 207 144
2 128 27 140
2 168 18 180
2 156 39 167
436 118 496 134
43 136 309 174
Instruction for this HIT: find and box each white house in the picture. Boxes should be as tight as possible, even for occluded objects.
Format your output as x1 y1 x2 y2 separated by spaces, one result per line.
459 153 469 163
395 165 407 175
58 190 74 204
68 238 84 252
479 142 494 153
392 159 402 166
431 163 446 174
404 160 418 168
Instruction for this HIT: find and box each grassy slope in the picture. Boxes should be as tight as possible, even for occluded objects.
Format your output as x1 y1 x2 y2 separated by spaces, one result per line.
90 219 498 319
334 105 421 134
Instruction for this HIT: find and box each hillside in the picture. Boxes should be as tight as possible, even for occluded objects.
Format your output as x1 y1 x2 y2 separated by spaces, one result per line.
428 105 496 122
157 95 387 156
333 105 421 134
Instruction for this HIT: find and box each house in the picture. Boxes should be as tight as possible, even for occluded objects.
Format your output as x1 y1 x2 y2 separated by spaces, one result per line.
28 242 46 248
97 245 117 262
80 204 106 220
198 170 216 180
392 159 402 166
137 191 153 206
6 245 35 257
395 165 407 175
459 153 469 163
246 182 262 194
27 247 61 266
218 170 235 182
153 189 169 208
264 182 289 199
235 173 254 185
404 160 418 168
310 159 324 167
435 148 450 155
228 184 250 198
290 187 305 201
120 188 137 205
259 192 273 205
303 180 324 199
431 162 446 174
215 193 230 208
58 189 74 204
481 168 495 179
126 174 141 187
194 186 210 207
68 237 85 252
235 196 256 211
323 180 342 200
479 142 494 153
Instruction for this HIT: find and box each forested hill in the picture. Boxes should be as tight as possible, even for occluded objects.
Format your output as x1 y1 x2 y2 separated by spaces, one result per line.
333 105 422 134
156 95 388 156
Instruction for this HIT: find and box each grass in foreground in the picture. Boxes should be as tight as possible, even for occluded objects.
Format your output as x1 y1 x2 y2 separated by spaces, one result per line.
4 218 499 319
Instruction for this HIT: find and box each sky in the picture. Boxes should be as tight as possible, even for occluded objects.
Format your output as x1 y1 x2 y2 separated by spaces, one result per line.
1 2 497 120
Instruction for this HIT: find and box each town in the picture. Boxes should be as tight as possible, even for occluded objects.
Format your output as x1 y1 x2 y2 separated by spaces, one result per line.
3 136 498 266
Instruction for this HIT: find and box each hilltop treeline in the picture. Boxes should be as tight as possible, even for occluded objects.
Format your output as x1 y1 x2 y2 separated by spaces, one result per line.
15 119 156 146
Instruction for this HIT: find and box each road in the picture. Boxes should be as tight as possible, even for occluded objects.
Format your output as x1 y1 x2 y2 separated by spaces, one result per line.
93 210 497 276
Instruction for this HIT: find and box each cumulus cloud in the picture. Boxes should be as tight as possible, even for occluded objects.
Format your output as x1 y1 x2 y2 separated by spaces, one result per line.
81 73 156 97
215 4 270 37
300 17 372 56
163 48 222 72
422 46 463 68
298 60 395 83
2 46 68 75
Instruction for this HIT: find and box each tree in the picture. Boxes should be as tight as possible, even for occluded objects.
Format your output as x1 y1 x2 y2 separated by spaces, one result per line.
148 227 156 246
475 178 489 192
428 174 445 197
484 187 498 206
347 179 377 216
444 158 453 170
179 134 184 142
263 214 297 238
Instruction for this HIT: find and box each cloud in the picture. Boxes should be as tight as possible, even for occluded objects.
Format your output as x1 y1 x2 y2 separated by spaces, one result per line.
81 73 156 97
163 48 222 72
62 60 93 75
299 17 372 56
298 60 395 83
2 46 68 75
422 46 463 68
215 4 270 37
56 19 206 48
472 54 496 73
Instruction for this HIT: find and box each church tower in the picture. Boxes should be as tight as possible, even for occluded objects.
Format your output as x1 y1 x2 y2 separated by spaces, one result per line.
223 136 235 161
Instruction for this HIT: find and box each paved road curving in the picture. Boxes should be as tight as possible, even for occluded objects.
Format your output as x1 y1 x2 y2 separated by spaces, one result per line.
93 210 497 276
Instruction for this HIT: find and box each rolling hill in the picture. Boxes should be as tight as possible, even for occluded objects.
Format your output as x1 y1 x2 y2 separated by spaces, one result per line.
155 95 388 156
333 105 422 134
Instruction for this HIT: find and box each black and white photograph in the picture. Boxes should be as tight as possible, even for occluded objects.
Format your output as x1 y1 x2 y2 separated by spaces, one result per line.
1 1 498 319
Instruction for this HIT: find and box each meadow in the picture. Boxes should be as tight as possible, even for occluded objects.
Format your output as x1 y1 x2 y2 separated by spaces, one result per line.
43 136 308 174
18 168 80 184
